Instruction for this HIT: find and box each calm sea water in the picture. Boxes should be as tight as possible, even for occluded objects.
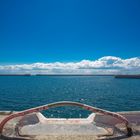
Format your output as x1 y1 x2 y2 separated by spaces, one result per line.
0 76 140 118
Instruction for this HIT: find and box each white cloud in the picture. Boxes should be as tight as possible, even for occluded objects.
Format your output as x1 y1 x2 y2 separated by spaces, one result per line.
0 56 140 74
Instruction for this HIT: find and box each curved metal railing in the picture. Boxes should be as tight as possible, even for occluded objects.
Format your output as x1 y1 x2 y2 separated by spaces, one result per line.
0 101 133 136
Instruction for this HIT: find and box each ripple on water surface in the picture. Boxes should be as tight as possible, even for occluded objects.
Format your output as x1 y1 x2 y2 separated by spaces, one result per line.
0 76 140 118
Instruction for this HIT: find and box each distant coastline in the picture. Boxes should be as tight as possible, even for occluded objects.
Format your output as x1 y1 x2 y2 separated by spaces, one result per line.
0 74 140 78
0 74 31 76
0 74 114 76
115 75 140 79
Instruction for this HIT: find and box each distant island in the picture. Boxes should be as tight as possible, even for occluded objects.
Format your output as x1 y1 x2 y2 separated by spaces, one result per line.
115 75 140 79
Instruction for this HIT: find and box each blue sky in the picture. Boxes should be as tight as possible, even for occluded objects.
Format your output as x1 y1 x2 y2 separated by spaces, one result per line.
0 0 140 74
0 0 140 63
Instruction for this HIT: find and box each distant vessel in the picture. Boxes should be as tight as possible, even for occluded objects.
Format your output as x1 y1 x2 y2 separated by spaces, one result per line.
115 75 140 79
0 101 139 140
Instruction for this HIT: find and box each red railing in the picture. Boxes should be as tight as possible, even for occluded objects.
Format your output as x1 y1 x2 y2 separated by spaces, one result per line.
0 101 132 136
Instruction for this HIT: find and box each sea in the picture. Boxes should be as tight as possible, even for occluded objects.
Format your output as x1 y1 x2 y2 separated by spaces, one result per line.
0 76 140 118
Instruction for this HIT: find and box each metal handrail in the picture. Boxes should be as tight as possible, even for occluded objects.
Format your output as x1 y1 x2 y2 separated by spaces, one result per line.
0 101 132 136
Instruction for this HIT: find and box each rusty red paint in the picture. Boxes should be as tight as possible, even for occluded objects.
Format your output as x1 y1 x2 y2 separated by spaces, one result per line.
0 101 130 135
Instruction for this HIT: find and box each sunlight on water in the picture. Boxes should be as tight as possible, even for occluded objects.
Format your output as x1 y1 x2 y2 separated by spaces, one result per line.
0 76 140 117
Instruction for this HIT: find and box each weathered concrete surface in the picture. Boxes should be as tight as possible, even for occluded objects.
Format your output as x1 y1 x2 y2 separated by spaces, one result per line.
20 123 109 136
0 111 140 140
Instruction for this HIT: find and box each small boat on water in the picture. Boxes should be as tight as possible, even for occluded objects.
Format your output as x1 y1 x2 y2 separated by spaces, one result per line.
0 101 140 140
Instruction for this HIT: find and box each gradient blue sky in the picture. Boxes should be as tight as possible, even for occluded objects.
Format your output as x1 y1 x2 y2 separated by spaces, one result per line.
0 0 140 64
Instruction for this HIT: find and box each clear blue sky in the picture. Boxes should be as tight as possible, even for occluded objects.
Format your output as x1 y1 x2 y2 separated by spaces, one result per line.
0 0 140 64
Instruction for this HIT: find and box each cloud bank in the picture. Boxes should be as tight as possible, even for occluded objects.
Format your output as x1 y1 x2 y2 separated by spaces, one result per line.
0 56 140 74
